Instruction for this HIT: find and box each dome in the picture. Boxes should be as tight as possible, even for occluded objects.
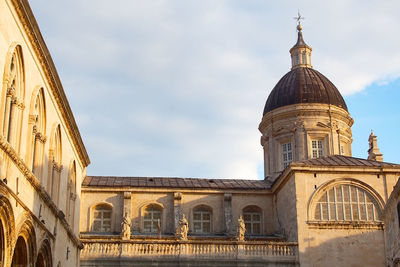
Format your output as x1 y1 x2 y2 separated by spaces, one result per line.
263 67 348 115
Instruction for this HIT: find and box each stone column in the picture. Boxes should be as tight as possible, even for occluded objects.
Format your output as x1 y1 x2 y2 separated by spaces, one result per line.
174 192 182 231
123 191 131 216
295 124 306 161
224 193 233 235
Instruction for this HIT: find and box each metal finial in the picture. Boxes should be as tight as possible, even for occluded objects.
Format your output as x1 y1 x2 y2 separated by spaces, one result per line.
293 11 305 31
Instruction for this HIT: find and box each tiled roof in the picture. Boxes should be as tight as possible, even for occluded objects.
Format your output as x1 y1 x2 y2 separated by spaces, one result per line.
292 155 400 168
82 176 271 190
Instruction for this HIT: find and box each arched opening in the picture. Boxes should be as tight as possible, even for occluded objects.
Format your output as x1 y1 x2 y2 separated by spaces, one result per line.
314 184 382 221
243 205 262 235
35 239 52 267
192 205 212 234
2 45 25 150
0 220 4 266
66 161 77 228
29 88 46 180
0 194 16 267
11 236 28 267
36 253 45 267
48 125 62 205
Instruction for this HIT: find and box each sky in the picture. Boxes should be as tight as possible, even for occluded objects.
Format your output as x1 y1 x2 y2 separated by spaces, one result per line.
29 0 400 180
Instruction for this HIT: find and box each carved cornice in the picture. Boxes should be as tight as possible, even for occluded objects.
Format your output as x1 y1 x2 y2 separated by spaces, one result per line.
307 220 384 230
0 135 82 248
10 0 90 167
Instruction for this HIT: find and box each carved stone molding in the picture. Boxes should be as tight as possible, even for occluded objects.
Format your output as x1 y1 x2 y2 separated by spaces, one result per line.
307 220 384 230
0 135 82 248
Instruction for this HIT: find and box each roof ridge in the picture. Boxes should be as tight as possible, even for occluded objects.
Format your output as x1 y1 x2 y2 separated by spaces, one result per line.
293 154 400 166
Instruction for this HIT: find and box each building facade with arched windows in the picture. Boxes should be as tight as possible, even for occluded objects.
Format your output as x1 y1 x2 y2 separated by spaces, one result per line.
79 20 400 267
0 0 90 266
1 1 400 266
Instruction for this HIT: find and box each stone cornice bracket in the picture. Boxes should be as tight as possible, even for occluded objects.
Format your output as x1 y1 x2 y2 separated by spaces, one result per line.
260 135 268 146
123 191 131 199
174 192 182 201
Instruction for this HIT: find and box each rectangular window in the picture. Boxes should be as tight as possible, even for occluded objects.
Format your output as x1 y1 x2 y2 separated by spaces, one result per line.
243 212 261 235
282 142 293 168
340 145 345 155
311 140 323 158
143 210 161 233
193 211 211 233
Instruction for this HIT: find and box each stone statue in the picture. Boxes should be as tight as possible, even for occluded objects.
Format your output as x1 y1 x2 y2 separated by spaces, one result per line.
237 215 246 241
121 212 131 240
176 214 188 240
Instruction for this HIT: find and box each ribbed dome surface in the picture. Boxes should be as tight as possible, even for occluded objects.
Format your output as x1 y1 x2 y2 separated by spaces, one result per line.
263 67 347 115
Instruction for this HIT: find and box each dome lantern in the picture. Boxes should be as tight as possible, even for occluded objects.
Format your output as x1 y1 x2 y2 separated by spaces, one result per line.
289 13 312 70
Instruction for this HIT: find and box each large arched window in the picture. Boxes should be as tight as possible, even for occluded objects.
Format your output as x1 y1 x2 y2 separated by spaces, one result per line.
193 205 212 234
91 204 112 232
66 161 77 229
48 125 62 206
243 205 262 235
11 236 28 266
0 219 4 265
2 45 25 150
314 184 382 221
143 204 162 233
29 88 46 180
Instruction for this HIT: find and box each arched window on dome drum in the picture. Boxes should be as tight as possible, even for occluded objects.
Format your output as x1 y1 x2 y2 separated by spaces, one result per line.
92 204 112 232
314 184 381 221
193 205 212 234
143 204 162 233
243 205 262 235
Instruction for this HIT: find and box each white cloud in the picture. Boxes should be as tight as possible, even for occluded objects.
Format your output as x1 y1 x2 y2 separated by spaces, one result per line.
29 0 400 179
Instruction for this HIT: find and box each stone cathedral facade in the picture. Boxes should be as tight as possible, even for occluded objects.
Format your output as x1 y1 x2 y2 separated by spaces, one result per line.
1 1 400 267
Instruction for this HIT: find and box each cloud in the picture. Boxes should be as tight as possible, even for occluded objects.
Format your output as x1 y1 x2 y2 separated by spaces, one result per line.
29 0 400 179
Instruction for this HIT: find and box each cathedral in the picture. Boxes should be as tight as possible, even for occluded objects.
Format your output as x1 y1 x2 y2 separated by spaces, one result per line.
0 1 400 266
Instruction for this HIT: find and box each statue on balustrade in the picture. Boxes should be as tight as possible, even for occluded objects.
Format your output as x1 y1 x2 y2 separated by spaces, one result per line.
121 211 131 240
237 215 246 241
176 214 188 241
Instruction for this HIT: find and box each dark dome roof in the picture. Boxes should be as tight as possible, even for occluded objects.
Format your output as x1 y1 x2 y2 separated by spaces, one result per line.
263 67 347 115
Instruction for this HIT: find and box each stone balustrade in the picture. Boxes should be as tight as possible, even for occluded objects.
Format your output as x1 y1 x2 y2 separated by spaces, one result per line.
80 239 298 263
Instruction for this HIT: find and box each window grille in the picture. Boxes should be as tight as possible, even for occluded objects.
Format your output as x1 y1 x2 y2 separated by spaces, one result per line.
282 142 293 168
193 208 212 233
312 140 323 158
143 205 162 233
92 204 112 232
314 184 381 222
